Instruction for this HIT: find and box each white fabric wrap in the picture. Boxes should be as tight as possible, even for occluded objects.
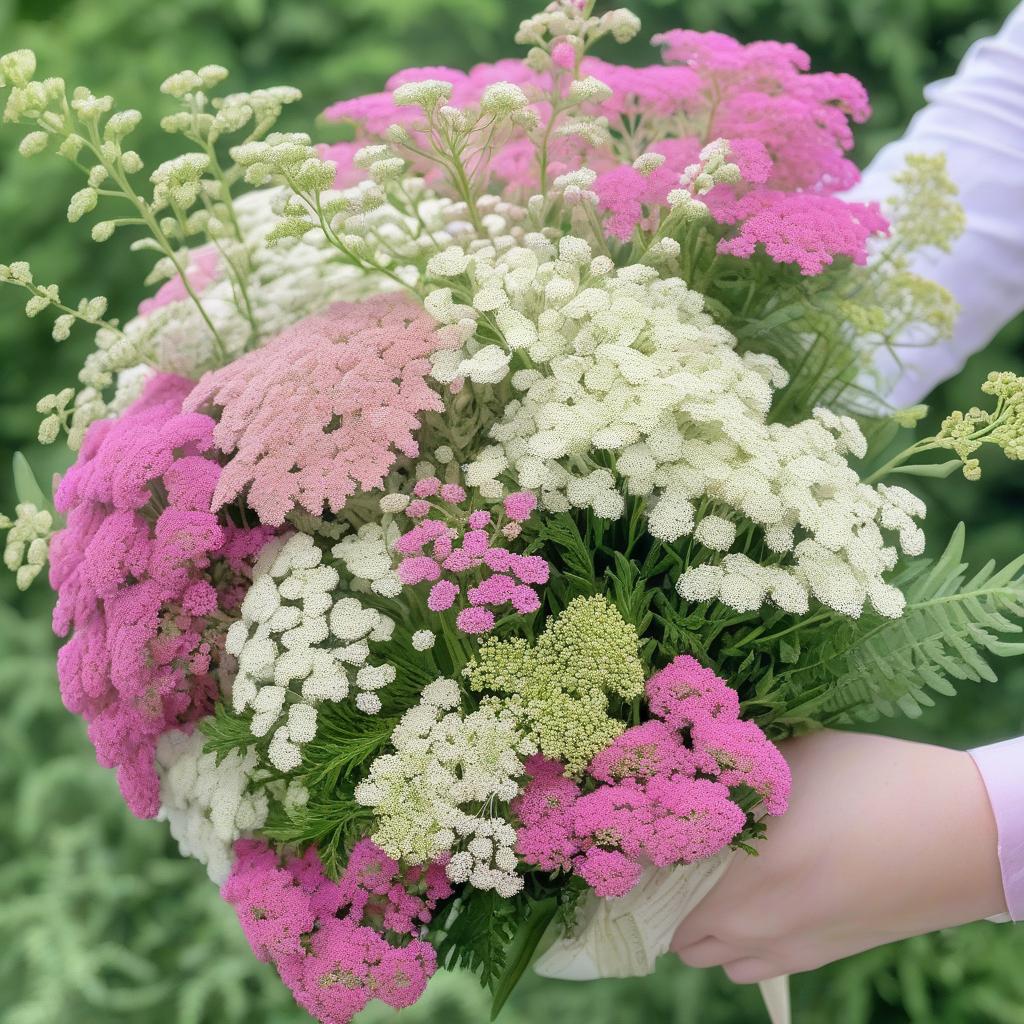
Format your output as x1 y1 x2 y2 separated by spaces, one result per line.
534 850 790 1024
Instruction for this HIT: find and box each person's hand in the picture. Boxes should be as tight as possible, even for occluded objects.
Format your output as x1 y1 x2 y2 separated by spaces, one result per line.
671 729 1007 983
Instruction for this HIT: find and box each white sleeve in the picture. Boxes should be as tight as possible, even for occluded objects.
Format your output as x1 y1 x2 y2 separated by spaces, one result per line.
845 3 1024 407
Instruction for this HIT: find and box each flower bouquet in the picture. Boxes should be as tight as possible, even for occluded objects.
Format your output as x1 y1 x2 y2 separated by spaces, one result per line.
2 3 1024 1022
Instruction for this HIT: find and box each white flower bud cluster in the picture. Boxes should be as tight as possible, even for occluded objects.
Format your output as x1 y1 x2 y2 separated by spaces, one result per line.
356 678 534 897
332 522 402 598
0 502 53 591
425 233 926 619
226 534 396 773
515 3 641 51
155 727 268 884
101 186 383 387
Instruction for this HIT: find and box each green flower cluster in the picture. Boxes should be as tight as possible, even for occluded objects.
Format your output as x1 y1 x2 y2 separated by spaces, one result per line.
937 371 1024 479
467 595 644 775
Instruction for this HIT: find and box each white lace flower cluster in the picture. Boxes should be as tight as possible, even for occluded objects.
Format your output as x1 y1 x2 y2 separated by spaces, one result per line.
332 522 402 598
226 533 396 773
98 188 383 406
355 678 534 897
155 727 268 884
424 235 925 619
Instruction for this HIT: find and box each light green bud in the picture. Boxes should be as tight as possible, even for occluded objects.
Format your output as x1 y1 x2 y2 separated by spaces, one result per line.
67 186 98 223
368 157 405 184
81 296 108 320
87 164 108 187
91 220 117 242
104 108 142 140
37 415 61 444
0 49 37 88
52 314 74 341
18 130 48 157
292 157 337 193
24 295 50 317
57 134 85 160
7 261 33 284
70 87 114 119
480 81 529 116
120 150 143 174
160 70 204 98
354 144 390 169
160 112 192 134
198 64 229 88
392 78 453 110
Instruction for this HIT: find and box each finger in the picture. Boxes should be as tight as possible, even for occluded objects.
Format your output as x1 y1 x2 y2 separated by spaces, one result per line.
672 936 735 969
722 957 777 985
671 905 721 950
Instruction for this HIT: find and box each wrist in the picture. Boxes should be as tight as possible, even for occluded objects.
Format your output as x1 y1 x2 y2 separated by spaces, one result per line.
905 743 1006 929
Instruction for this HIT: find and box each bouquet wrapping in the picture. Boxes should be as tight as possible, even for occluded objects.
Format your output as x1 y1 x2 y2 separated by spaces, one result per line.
2 3 1024 1022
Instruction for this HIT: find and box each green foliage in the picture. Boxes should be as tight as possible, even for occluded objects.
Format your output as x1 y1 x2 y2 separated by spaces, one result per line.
261 790 375 879
433 888 522 992
769 525 1024 727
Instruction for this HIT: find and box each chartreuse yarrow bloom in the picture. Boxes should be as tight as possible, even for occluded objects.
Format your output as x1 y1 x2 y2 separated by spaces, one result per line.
225 534 396 773
467 595 644 776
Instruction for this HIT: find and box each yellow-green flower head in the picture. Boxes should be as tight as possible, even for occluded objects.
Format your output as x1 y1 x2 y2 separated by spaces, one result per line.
467 595 644 775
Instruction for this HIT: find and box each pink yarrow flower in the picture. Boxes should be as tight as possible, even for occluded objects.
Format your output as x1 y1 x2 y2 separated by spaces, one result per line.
387 476 547 636
223 839 450 1024
49 374 273 819
513 655 791 898
184 294 451 526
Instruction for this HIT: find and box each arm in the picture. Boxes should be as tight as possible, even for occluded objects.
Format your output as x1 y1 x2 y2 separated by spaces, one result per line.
671 730 1007 983
847 2 1024 406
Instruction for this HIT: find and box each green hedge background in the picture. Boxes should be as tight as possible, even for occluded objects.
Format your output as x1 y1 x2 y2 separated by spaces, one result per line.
1 1 1022 1021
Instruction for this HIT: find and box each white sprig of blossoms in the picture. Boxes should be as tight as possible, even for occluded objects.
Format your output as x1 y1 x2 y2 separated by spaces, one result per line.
155 727 269 884
355 677 534 897
425 234 924 619
332 521 402 598
225 533 396 773
0 502 53 591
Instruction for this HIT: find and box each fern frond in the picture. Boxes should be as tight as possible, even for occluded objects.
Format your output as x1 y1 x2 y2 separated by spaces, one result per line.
775 525 1024 725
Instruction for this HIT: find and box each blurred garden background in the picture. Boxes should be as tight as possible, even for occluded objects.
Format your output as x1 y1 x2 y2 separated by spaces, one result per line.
1 0 1023 1021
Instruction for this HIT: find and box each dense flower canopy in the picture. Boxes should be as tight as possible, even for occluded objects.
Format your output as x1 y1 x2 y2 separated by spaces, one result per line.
0 4 997 1023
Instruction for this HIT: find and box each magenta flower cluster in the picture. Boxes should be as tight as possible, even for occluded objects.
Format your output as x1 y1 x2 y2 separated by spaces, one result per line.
222 839 451 1024
323 30 885 275
512 655 791 898
185 294 449 526
49 374 273 818
394 480 547 635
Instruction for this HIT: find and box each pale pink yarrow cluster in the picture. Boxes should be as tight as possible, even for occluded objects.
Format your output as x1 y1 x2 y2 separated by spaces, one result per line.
223 839 450 1024
49 374 272 818
393 480 546 635
185 294 449 526
513 655 790 898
